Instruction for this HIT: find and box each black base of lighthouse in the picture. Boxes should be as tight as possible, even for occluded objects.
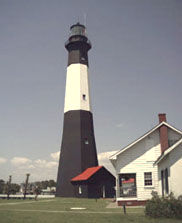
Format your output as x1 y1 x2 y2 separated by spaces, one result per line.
56 110 98 197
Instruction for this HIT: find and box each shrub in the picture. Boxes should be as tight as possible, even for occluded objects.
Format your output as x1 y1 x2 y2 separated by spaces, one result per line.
145 191 182 219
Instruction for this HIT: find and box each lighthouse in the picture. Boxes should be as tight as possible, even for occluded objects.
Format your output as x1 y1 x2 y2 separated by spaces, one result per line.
56 23 98 197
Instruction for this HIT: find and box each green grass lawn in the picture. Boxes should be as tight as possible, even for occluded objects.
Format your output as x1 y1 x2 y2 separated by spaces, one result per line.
0 198 182 223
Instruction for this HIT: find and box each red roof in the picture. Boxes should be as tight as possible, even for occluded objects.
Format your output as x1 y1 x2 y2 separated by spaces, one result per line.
71 166 103 182
122 178 134 184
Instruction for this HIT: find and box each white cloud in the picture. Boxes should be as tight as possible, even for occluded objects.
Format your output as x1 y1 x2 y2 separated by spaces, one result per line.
98 151 117 162
11 157 32 166
9 158 58 183
46 161 58 168
34 159 47 166
98 151 117 176
34 159 58 168
116 123 124 128
27 164 35 169
0 157 7 164
5 150 117 183
50 151 60 161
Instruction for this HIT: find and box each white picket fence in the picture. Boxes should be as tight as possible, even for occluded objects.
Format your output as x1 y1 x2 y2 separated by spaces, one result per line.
0 194 55 199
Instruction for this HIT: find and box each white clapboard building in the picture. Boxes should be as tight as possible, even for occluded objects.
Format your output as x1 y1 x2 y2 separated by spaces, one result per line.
110 114 182 206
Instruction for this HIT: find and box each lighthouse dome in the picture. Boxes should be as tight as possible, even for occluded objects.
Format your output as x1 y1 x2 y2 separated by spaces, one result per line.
65 22 91 52
70 23 86 37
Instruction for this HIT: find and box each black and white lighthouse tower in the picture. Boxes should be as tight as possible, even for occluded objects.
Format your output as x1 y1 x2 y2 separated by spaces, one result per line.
56 23 98 197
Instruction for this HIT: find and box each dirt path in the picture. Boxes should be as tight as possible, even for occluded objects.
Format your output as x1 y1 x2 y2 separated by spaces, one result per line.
0 199 55 206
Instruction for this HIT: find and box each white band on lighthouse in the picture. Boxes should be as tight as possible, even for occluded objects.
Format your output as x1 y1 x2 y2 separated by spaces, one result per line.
64 63 91 113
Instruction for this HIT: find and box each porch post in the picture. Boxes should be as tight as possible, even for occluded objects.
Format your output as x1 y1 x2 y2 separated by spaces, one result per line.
102 185 105 198
116 174 120 198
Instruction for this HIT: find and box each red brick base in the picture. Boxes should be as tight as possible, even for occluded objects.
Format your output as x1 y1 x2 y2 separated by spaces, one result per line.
117 200 146 206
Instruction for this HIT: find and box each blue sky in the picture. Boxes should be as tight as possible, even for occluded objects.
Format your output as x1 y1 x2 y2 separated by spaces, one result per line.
0 0 181 183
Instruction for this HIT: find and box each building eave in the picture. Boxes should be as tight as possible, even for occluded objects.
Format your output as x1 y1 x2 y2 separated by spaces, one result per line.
154 138 182 165
109 122 182 160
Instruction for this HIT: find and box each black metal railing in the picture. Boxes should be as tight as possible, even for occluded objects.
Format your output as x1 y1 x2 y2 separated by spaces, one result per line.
65 35 92 46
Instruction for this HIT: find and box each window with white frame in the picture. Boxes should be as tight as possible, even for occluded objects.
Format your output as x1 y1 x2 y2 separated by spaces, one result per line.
144 172 152 186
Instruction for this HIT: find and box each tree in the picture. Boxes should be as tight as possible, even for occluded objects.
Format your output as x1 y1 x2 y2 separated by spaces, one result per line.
10 184 20 194
48 180 56 188
0 179 5 194
3 183 20 195
34 180 56 189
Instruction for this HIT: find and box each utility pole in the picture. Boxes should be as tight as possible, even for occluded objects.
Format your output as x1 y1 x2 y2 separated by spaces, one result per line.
23 173 30 200
7 175 12 199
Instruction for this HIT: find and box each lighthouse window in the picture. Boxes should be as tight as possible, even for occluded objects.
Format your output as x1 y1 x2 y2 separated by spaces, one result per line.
82 94 86 100
84 139 89 144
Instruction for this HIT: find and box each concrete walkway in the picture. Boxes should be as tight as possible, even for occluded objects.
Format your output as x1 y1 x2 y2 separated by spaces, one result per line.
106 202 120 208
106 202 145 209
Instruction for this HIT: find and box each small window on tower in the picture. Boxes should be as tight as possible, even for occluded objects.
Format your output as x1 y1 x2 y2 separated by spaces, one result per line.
82 94 86 100
84 139 89 145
